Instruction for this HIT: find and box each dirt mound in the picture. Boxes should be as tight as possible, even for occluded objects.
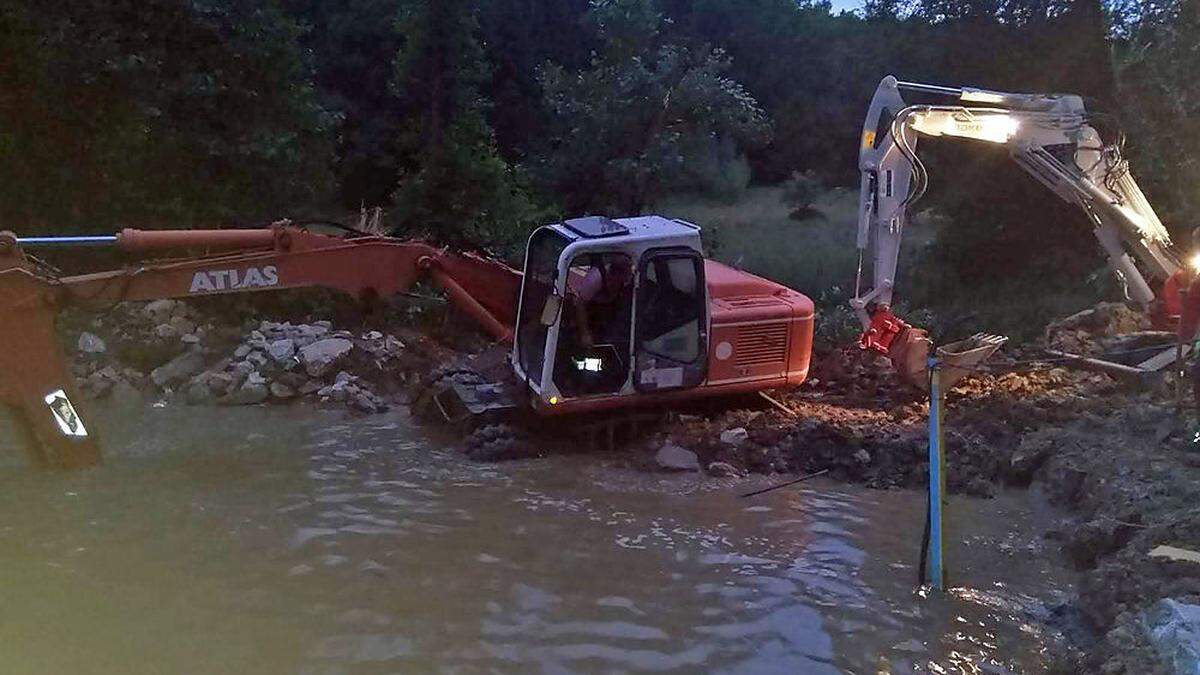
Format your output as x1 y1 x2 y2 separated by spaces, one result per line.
1044 301 1152 355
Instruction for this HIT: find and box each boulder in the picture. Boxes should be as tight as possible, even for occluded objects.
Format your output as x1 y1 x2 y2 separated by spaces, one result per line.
270 382 297 399
205 372 236 396
84 372 115 398
77 332 107 355
224 381 269 406
229 360 256 387
299 379 325 396
150 350 205 388
234 344 253 359
720 427 750 446
245 351 269 369
142 299 178 323
274 372 308 389
185 381 216 405
1142 599 1200 675
656 443 700 472
300 338 353 377
351 390 385 413
707 461 743 478
267 338 297 364
247 330 268 349
168 315 196 336
153 323 179 340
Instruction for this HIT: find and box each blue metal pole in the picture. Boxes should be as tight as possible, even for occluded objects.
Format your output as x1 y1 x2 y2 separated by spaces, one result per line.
928 357 945 591
15 235 119 247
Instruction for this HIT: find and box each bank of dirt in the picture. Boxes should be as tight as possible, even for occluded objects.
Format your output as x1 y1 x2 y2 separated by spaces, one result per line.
61 297 1200 673
651 303 1200 673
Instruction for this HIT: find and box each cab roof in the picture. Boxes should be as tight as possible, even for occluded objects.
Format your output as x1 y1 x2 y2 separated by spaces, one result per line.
557 215 700 243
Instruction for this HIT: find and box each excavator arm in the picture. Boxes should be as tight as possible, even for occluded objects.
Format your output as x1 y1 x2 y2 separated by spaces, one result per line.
854 76 1182 383
0 224 522 468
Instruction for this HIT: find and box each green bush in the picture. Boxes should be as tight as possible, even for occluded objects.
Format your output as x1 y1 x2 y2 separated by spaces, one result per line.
781 170 824 219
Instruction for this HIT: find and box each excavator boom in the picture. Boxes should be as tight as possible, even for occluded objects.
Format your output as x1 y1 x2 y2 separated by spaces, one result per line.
854 76 1182 385
0 224 522 468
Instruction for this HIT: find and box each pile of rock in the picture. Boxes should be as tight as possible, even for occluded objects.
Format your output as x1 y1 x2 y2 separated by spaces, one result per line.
70 299 406 414
72 298 220 399
171 320 395 412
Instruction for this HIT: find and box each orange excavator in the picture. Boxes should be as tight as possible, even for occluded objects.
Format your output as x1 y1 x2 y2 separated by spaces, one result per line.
0 215 814 469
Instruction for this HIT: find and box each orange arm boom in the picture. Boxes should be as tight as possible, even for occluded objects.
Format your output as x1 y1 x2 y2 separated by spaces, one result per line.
0 225 522 469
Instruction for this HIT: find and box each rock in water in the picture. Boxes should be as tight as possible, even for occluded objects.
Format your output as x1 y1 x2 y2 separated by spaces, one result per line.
224 381 269 406
185 381 215 405
707 461 743 478
300 338 354 377
656 443 700 472
270 382 296 399
77 332 107 355
1142 598 1200 675
150 350 205 388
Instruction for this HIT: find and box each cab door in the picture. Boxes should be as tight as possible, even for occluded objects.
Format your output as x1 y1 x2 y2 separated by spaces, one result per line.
633 248 708 392
550 251 636 398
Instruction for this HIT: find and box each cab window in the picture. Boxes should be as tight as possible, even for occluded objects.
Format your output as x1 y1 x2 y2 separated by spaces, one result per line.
516 228 568 384
553 252 635 397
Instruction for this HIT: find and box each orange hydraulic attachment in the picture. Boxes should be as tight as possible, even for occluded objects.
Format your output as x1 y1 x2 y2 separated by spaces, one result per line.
858 305 932 386
0 224 522 468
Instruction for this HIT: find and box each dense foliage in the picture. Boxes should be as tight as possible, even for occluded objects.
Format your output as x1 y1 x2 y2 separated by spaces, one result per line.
0 0 1195 295
0 0 336 230
537 0 771 215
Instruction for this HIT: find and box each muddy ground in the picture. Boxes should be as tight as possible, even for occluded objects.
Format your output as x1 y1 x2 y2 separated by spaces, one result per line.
61 297 1200 673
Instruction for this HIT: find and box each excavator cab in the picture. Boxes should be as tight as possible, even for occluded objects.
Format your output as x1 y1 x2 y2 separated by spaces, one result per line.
513 216 709 411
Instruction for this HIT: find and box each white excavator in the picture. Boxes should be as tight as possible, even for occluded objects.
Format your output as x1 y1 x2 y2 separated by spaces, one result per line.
853 75 1185 385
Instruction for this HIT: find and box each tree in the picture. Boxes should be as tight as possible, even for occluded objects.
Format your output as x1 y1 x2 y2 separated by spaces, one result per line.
538 0 770 215
390 0 546 250
0 0 337 232
476 0 595 161
1112 0 1200 232
282 0 406 209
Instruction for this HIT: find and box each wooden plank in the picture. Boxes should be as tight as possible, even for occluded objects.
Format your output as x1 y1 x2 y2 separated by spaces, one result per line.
1135 345 1190 372
758 391 798 418
1044 349 1156 378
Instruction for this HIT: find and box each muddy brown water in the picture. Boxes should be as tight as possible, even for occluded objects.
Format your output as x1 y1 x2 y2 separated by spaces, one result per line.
0 402 1075 674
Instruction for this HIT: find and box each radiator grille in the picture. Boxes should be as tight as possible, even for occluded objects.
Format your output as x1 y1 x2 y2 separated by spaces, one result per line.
734 322 789 367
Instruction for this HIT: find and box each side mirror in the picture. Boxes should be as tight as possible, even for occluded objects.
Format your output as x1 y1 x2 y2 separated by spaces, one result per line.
540 293 562 327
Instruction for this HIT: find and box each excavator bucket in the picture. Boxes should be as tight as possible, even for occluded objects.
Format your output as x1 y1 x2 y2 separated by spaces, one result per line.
0 267 101 468
891 330 1007 390
931 333 1008 390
